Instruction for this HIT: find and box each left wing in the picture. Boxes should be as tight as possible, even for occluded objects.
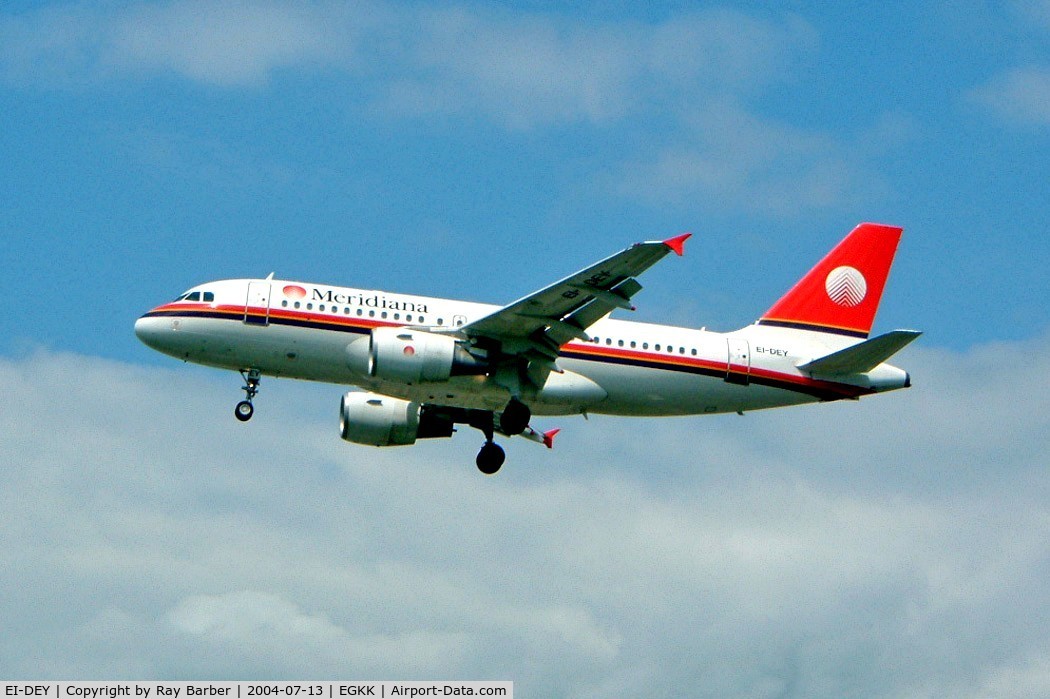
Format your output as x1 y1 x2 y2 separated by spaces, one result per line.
459 233 691 367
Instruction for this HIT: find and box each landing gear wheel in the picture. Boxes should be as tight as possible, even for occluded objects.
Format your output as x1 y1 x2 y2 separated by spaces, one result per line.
499 398 531 435
235 368 262 422
234 400 254 422
476 441 506 475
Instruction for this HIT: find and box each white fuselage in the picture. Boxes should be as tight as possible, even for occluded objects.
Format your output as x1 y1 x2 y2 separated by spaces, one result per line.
134 278 909 418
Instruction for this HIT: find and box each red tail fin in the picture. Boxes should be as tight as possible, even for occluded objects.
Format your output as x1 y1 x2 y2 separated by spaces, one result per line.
758 223 903 338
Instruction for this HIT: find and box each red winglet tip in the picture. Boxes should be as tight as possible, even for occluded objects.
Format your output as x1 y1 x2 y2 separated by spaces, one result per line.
543 428 561 449
663 232 691 256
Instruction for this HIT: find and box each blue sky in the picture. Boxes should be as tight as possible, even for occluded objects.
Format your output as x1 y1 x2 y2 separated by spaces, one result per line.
1 0 1047 355
1 1 1049 695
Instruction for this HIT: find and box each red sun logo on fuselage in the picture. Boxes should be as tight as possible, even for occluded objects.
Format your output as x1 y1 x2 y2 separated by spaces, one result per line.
283 285 307 300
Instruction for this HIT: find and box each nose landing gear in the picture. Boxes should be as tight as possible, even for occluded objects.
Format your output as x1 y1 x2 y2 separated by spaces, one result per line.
234 369 262 422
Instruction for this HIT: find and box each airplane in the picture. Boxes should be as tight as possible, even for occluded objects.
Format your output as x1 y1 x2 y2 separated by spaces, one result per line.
135 222 920 474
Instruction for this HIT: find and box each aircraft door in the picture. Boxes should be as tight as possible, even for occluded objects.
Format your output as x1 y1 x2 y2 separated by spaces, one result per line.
726 337 750 385
245 282 271 326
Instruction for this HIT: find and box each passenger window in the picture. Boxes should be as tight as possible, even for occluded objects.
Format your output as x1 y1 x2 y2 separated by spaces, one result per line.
307 303 313 310
294 301 301 309
630 341 636 348
319 304 326 312
394 313 400 320
691 348 697 356
437 318 444 326
605 338 612 346
655 344 661 351
281 300 288 308
369 310 375 317
381 311 388 319
643 342 649 350
617 340 624 347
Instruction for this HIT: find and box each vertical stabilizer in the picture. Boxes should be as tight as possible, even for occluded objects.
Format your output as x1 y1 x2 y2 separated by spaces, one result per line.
758 223 903 338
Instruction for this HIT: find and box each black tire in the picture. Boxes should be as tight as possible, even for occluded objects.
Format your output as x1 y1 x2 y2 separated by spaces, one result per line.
476 442 505 475
234 400 254 422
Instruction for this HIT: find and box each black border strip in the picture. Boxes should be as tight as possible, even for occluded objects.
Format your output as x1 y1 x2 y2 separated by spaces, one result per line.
757 319 868 339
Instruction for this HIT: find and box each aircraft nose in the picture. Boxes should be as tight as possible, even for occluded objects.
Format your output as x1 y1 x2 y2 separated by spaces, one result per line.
134 315 167 350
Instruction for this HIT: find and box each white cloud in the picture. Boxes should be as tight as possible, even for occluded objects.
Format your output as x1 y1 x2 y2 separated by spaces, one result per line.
615 99 908 218
166 590 469 675
104 0 349 86
969 653 1050 699
0 2 885 217
377 7 815 129
0 4 106 84
2 335 1049 694
1014 0 1050 31
0 0 356 87
969 66 1050 127
168 590 346 641
965 2 1050 128
0 2 813 126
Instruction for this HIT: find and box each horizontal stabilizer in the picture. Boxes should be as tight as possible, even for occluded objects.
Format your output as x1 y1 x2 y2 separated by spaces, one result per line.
799 330 922 375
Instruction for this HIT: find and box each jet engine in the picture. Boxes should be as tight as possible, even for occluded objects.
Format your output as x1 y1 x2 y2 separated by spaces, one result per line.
347 326 485 384
339 391 454 446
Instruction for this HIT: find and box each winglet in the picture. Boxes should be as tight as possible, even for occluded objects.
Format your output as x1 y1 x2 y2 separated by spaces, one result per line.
663 233 691 256
542 428 561 449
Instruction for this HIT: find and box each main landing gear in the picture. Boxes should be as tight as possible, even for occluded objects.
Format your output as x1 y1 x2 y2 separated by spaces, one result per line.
498 397 531 436
234 368 261 422
467 409 505 475
470 398 531 475
476 441 505 475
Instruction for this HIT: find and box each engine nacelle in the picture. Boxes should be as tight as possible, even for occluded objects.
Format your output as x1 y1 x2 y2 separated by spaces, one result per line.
339 392 453 447
347 326 485 384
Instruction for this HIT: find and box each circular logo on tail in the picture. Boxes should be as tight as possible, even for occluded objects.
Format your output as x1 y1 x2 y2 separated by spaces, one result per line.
825 266 867 307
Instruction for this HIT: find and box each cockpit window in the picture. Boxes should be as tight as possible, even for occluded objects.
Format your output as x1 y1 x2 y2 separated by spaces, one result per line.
174 290 214 302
